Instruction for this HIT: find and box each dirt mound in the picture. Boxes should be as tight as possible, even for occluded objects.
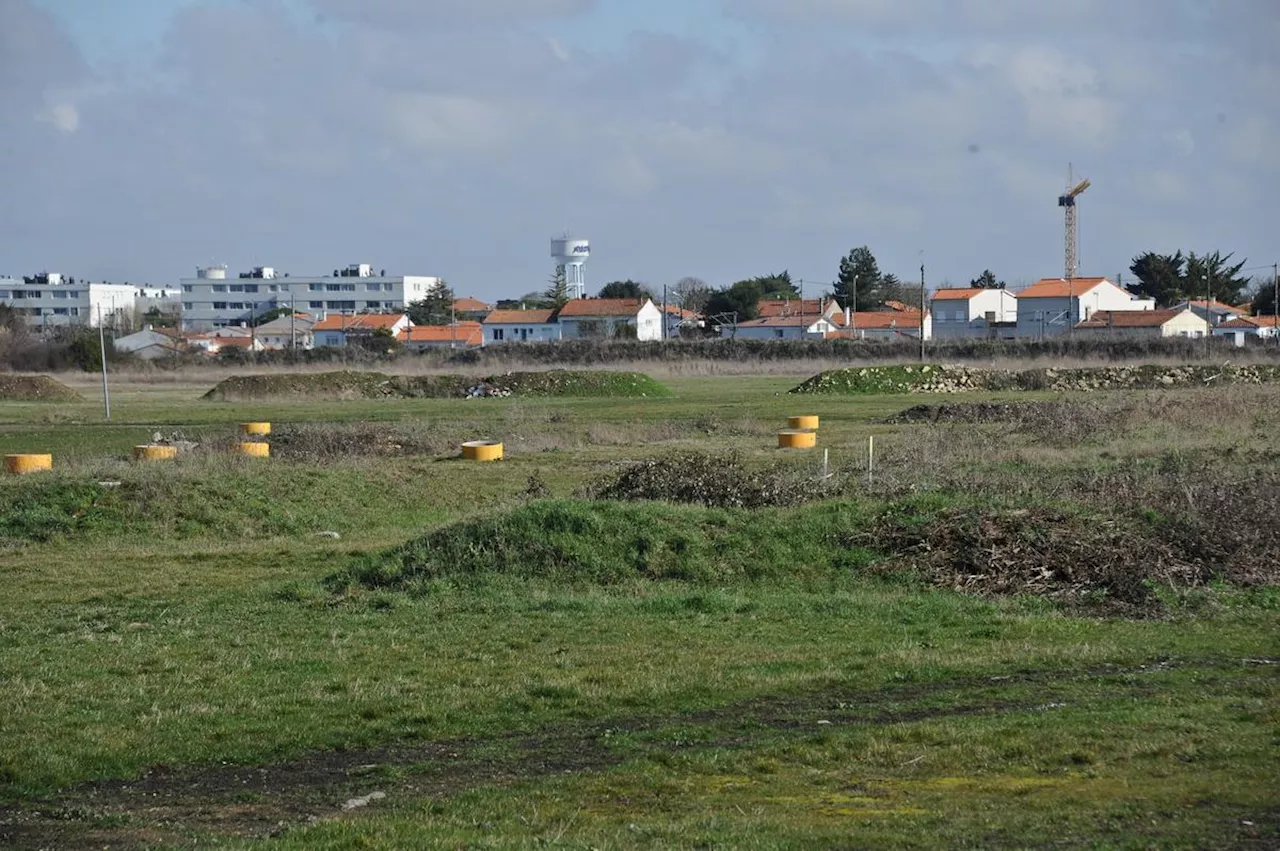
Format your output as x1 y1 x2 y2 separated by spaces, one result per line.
204 370 668 401
884 401 1058 424
0 374 82 401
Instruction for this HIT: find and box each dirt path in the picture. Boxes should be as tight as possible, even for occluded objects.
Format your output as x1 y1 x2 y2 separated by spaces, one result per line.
0 657 1243 849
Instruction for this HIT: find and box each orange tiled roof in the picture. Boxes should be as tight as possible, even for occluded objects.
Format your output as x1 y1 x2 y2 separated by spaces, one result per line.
756 298 830 318
1018 277 1113 298
398 322 483 344
931 288 986 301
1077 309 1185 329
556 298 647 317
484 309 556 324
847 311 926 329
312 313 407 332
452 297 491 312
1220 315 1279 329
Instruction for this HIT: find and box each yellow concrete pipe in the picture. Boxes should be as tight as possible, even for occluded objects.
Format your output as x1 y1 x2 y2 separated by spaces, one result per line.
4 453 52 474
236 441 271 458
132 444 178 462
788 415 820 431
777 430 817 449
461 441 504 462
240 422 272 436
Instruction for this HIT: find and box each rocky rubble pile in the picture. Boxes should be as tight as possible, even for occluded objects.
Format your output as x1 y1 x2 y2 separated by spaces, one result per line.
792 363 1280 395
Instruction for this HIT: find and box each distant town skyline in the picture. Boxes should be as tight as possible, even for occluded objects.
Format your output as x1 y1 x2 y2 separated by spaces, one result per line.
3 0 1277 299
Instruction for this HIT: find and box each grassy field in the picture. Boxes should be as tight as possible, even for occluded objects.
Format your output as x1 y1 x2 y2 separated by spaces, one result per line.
0 368 1276 849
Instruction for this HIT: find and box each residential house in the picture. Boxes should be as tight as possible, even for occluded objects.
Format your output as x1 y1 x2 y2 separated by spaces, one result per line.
1171 299 1249 327
112 325 184 360
930 288 1018 339
1074 308 1209 338
728 315 837 340
1015 277 1152 338
312 313 411 348
555 298 663 341
756 298 844 325
254 314 315 350
835 310 932 341
451 297 492 321
185 333 265 355
482 309 560 344
399 322 484 351
1211 315 1280 346
660 304 701 339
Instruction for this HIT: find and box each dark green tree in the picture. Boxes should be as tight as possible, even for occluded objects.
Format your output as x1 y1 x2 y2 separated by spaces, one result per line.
1251 275 1277 316
969 270 1004 289
1127 251 1186 305
703 279 765 321
743 270 796 298
597 280 654 300
545 266 570 308
406 281 456 325
835 246 881 308
1184 251 1251 305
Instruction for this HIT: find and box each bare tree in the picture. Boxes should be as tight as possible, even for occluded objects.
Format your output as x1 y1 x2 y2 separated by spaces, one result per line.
673 276 712 314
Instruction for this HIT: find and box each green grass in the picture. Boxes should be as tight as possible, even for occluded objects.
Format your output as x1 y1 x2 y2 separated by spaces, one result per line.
0 373 1276 849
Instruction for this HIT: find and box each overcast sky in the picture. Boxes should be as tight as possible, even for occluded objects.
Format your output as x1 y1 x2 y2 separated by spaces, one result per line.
2 0 1277 299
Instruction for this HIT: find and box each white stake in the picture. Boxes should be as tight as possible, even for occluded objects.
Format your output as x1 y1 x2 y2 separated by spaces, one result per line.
867 435 875 485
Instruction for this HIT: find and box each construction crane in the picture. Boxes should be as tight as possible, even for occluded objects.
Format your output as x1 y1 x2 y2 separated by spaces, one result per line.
1058 166 1091 280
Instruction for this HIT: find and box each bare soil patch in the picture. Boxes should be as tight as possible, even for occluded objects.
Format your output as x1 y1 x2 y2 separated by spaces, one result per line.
0 374 82 401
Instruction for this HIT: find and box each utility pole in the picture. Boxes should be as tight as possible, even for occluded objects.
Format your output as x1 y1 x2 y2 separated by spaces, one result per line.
97 305 111 421
1273 263 1278 348
662 283 668 341
852 275 858 338
290 292 296 351
919 264 926 362
1204 269 1212 358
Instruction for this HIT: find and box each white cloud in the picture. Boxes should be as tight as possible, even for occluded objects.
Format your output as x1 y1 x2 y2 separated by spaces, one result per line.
36 99 80 133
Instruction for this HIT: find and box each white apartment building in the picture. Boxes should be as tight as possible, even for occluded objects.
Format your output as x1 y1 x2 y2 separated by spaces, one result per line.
177 263 442 331
0 273 139 328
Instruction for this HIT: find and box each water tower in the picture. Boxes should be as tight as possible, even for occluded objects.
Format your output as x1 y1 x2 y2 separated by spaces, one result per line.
550 235 590 300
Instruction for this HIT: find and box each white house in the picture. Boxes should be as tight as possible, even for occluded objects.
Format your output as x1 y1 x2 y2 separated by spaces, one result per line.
1173 299 1249 327
555 298 663 341
311 313 412 348
1015 277 1153 339
834 310 932 341
178 263 443 331
482 309 561 344
1212 315 1279 346
399 322 484 350
253 314 315 350
112 326 185 360
1074 308 1209 339
727 315 836 340
930 288 1017 339
0 273 139 328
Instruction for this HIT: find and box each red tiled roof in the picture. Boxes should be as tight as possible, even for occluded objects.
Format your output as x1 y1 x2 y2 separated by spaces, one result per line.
312 313 408 332
210 336 258 348
1077 309 1187 329
1219 315 1279 329
931 288 986 301
556 298 648 318
847 311 926 329
756 298 828 318
1018 277 1113 298
882 300 915 312
452 297 491 312
398 322 483 344
484 309 556 324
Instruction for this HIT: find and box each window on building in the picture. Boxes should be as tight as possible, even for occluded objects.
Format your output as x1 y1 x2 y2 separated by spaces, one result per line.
70 308 79 316
366 283 381 291
244 284 259 293
229 303 245 310
213 301 227 310
309 301 323 309
69 291 80 298
268 285 278 292
182 285 193 293
493 329 505 341
774 329 785 338
52 290 68 299
213 285 227 293
366 301 381 309
341 284 355 292
310 283 323 291
0 291 9 298
326 284 341 292
182 302 193 310
53 308 69 316
230 285 244 293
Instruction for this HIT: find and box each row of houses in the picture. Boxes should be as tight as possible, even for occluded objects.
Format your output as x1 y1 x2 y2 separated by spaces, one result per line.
728 278 1276 345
